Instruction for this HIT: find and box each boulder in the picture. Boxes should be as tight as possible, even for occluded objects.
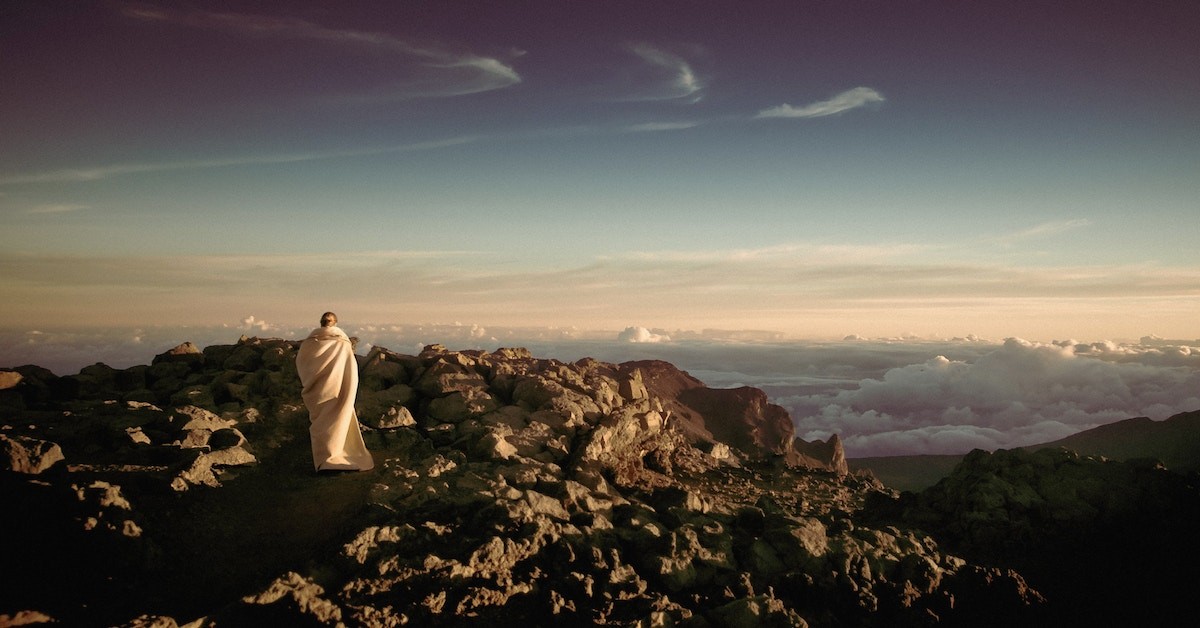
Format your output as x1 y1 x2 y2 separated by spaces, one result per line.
0 434 65 474
0 369 25 390
475 431 518 460
221 345 262 372
414 359 487 397
173 405 236 431
236 571 343 624
152 342 204 366
209 428 247 450
170 446 257 491
0 610 56 626
359 348 412 389
710 594 808 628
378 405 417 428
618 369 649 401
428 389 499 423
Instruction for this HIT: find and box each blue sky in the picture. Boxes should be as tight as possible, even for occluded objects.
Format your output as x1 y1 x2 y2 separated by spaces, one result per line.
2 0 1198 340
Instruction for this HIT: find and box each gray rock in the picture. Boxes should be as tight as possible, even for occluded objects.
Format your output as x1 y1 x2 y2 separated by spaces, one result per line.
377 405 417 428
152 342 204 366
174 405 236 431
239 571 343 624
222 345 262 372
414 358 487 397
475 431 518 460
619 369 649 401
171 446 257 490
710 595 808 628
0 369 24 390
169 385 214 409
0 610 56 626
0 434 64 474
428 388 499 423
208 428 247 450
2 339 1075 626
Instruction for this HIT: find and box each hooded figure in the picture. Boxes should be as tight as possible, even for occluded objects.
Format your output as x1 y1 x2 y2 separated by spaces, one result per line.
295 312 374 472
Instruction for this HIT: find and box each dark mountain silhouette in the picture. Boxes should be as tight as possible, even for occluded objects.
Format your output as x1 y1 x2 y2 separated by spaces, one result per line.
850 409 1200 492
1029 409 1200 471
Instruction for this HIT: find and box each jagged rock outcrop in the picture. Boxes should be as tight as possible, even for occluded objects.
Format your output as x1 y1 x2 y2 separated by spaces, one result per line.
627 360 848 474
1 340 1062 626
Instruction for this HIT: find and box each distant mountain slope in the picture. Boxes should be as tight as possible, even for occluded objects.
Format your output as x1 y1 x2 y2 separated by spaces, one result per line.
850 409 1200 491
847 454 964 492
1026 409 1200 473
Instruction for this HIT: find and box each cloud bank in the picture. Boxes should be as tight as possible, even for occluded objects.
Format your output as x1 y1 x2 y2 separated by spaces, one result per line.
781 338 1200 457
5 326 1197 460
756 87 885 119
617 327 672 343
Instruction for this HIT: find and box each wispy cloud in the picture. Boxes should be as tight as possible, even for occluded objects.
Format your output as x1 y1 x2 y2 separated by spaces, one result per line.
3 247 1199 342
120 4 520 100
996 219 1092 244
756 87 885 119
620 242 932 264
25 203 91 215
624 121 701 133
0 136 479 185
623 43 703 102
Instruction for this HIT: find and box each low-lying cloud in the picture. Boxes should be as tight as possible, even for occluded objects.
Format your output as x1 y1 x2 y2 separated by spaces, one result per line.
5 329 1196 460
781 338 1200 457
617 326 672 343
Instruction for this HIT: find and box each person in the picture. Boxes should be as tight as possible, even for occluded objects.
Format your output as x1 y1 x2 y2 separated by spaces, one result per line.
295 311 374 472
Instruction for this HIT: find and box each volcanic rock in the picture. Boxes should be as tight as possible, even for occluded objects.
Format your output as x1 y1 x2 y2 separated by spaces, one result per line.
9 339 1178 626
1 434 65 474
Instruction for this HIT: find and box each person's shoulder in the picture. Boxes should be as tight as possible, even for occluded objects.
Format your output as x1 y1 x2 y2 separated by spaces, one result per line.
305 326 347 341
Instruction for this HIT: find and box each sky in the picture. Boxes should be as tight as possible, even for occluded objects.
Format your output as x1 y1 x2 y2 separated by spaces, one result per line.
2 2 1200 456
1 0 1198 340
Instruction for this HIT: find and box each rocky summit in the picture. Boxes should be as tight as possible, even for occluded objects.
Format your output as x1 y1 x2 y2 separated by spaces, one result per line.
1 338 1194 627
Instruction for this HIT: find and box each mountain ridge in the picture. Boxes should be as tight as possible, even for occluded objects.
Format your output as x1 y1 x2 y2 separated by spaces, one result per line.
850 409 1200 492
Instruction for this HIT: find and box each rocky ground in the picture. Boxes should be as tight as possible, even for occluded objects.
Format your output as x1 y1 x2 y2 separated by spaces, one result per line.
1 338 1195 626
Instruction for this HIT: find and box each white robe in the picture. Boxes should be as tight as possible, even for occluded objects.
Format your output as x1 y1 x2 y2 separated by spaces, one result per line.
296 326 374 472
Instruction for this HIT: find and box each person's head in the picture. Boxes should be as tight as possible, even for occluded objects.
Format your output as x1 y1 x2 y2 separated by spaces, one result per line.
320 312 338 327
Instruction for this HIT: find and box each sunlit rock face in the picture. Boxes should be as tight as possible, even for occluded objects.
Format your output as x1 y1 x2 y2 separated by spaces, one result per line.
4 338 1194 626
